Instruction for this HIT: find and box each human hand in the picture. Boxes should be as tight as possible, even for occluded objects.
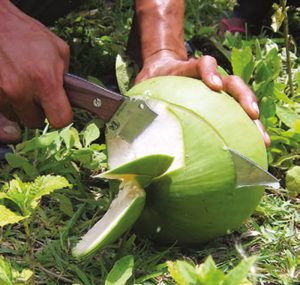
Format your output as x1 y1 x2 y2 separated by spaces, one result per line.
135 50 270 147
0 1 72 130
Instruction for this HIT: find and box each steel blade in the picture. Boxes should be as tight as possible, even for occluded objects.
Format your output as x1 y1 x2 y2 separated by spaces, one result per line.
106 97 157 142
226 147 280 189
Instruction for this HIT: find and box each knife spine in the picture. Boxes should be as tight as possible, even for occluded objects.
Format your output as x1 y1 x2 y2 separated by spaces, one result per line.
64 73 124 123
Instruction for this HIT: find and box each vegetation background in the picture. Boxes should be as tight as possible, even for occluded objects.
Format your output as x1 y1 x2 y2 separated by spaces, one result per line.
0 0 299 284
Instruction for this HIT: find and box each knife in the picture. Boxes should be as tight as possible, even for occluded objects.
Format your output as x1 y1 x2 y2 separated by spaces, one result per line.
63 73 157 142
225 147 280 189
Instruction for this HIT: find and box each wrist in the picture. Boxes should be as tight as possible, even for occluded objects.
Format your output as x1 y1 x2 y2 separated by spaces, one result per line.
135 0 187 62
143 49 184 64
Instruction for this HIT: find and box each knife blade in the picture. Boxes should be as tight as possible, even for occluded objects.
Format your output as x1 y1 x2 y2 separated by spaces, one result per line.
63 73 157 142
225 147 280 189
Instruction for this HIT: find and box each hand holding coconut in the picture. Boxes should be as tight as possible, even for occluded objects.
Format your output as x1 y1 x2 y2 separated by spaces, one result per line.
134 0 270 147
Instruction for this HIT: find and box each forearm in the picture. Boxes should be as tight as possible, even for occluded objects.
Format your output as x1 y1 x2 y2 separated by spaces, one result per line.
135 0 187 61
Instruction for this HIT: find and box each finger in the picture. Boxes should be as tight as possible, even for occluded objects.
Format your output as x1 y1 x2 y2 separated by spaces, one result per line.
254 119 271 148
195 56 223 91
222 75 260 120
58 41 70 72
12 99 45 129
39 73 73 129
0 113 22 144
0 93 20 122
167 56 224 91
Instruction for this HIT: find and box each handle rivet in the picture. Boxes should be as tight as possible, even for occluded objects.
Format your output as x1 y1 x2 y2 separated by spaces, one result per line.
109 120 120 130
93 98 102 108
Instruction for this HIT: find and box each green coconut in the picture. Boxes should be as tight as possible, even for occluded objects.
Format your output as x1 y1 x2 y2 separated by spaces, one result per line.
73 76 269 257
106 76 268 245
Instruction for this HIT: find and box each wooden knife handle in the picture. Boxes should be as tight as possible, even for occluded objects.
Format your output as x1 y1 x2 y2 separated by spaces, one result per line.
63 73 124 123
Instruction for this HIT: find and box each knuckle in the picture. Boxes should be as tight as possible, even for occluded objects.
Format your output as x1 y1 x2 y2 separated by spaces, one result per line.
201 55 217 65
1 80 22 101
225 75 241 89
61 42 70 58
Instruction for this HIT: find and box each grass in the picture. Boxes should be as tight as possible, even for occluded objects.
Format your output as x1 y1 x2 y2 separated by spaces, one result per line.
0 0 299 284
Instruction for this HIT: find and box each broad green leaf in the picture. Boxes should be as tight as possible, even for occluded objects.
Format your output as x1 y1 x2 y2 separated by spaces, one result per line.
197 256 224 285
286 166 300 196
260 97 276 118
0 205 25 227
0 256 13 285
223 256 256 285
72 148 106 170
167 260 201 285
294 119 300 133
82 121 100 147
20 131 59 153
5 153 39 178
255 48 281 82
32 175 71 201
105 255 134 285
231 47 254 84
60 126 82 149
1 176 71 217
274 85 295 105
276 105 299 128
115 54 134 95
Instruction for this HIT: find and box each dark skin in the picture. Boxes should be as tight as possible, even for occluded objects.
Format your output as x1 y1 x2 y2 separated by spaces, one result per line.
0 0 270 146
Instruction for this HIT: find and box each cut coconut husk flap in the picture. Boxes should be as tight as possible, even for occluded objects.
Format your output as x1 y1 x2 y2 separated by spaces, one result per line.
72 154 173 258
95 154 174 187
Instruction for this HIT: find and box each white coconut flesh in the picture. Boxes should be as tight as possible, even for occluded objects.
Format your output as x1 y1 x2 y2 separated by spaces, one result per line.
72 180 145 258
106 99 185 172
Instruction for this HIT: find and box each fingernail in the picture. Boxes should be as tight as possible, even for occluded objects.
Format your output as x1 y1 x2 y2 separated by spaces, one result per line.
264 132 271 147
252 102 260 116
3 126 19 135
211 75 222 87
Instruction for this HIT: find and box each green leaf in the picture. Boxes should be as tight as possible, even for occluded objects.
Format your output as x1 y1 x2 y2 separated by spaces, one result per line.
5 153 39 178
1 175 71 217
0 205 26 227
285 166 300 196
271 3 285 32
254 47 281 82
31 175 72 202
167 260 200 285
82 121 100 147
60 126 82 149
53 193 74 217
105 255 134 285
13 268 34 284
223 256 256 285
20 131 59 153
231 47 255 84
0 256 13 285
197 256 224 285
115 54 134 95
276 105 300 128
260 96 276 118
